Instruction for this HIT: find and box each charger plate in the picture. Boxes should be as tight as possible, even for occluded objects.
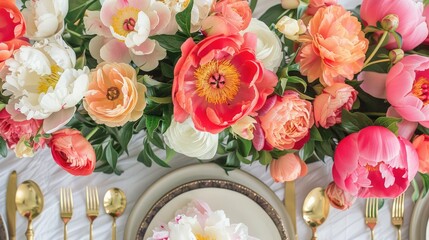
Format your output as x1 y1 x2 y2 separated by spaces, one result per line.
410 192 429 240
124 163 294 240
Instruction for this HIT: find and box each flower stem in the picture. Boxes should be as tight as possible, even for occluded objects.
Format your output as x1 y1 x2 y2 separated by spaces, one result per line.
86 126 100 140
409 50 429 57
364 31 389 68
364 58 391 68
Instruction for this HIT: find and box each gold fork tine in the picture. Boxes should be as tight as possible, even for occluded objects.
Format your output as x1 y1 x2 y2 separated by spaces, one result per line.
392 193 405 240
60 188 73 240
86 186 99 240
365 198 378 240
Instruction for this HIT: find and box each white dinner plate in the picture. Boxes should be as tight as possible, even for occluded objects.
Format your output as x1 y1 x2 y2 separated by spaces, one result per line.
124 163 295 240
409 192 429 240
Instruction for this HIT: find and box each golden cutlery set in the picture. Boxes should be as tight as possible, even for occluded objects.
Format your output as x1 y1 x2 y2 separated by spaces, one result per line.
5 171 127 240
285 183 406 240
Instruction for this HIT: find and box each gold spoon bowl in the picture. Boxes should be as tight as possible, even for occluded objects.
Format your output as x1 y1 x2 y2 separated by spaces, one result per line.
302 187 330 240
104 188 127 240
15 180 44 240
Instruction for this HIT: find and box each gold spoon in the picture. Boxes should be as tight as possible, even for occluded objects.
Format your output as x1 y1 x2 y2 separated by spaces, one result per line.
15 180 44 240
103 188 127 240
302 187 330 240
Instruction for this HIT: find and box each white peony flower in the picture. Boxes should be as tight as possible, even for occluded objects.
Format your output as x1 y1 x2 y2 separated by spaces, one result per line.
276 16 307 41
3 37 89 133
22 0 68 39
242 18 283 72
281 0 300 9
231 116 257 140
164 118 218 160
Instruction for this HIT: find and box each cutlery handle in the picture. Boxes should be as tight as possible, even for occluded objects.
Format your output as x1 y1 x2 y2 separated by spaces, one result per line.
311 227 317 240
112 218 116 240
26 220 34 240
370 229 375 240
90 221 93 240
64 223 67 240
397 228 401 240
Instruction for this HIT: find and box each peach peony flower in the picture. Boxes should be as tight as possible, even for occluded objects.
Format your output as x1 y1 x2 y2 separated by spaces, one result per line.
201 0 251 36
83 63 147 127
0 39 30 79
412 135 429 174
48 129 95 176
325 182 356 210
333 126 419 198
313 83 357 128
270 153 308 182
0 0 26 42
385 55 429 128
259 91 313 150
361 0 428 51
296 5 368 86
306 0 337 16
173 33 277 134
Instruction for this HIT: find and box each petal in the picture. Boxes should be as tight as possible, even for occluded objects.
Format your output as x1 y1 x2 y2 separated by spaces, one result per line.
43 107 76 133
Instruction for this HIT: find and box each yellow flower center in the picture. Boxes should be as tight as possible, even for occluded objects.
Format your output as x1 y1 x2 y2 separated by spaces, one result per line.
194 60 240 104
38 65 63 94
111 7 139 37
195 234 215 240
412 76 429 105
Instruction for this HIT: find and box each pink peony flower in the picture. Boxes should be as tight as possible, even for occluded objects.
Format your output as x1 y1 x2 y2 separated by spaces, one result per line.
360 0 428 51
172 33 277 134
0 0 26 42
48 129 96 176
259 91 313 150
201 0 251 36
424 5 429 45
357 71 387 99
0 108 43 150
385 55 429 127
296 5 368 86
325 182 356 210
270 153 308 182
333 126 419 198
313 83 357 128
412 135 429 174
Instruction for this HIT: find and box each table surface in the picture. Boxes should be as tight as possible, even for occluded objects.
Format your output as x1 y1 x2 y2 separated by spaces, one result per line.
2 0 419 239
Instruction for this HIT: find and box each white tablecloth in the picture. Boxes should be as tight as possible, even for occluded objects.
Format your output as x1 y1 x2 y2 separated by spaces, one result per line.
0 132 414 240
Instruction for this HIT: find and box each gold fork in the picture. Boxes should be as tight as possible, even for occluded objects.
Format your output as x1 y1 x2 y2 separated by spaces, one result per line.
392 193 405 240
60 188 73 240
365 198 378 240
86 186 99 240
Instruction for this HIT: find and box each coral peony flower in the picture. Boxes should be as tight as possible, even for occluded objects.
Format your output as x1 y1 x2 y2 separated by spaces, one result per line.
0 108 43 152
173 33 277 134
297 5 368 86
83 62 147 127
306 0 337 16
333 126 419 198
3 37 89 133
313 83 357 128
270 153 308 182
360 0 427 51
84 0 173 71
386 55 429 127
164 117 218 160
325 182 356 210
22 0 68 39
259 91 313 150
49 129 95 176
412 135 429 174
424 5 429 45
0 0 26 42
242 18 283 72
201 0 251 36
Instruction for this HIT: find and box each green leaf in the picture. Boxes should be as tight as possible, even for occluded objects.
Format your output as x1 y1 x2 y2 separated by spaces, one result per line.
299 140 315 161
391 31 403 49
93 145 103 162
160 62 174 79
374 117 400 134
259 150 272 165
424 0 429 6
0 103 5 111
105 141 118 169
236 152 252 164
420 173 429 198
226 152 240 167
412 179 420 202
150 34 188 53
249 0 258 12
137 149 152 167
259 4 284 26
146 115 162 137
148 131 165 149
341 110 373 134
225 140 238 152
175 0 194 36
147 96 172 104
75 51 86 70
144 139 170 167
315 141 334 158
310 126 323 142
237 138 252 157
165 146 176 162
287 76 307 92
0 138 7 158
378 199 385 210
119 122 134 154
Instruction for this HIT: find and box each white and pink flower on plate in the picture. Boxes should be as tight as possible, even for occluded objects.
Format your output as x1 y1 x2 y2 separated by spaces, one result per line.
84 0 174 71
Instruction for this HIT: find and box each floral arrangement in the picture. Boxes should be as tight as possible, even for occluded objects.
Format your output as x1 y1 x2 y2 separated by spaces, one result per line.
1 0 429 203
147 200 258 240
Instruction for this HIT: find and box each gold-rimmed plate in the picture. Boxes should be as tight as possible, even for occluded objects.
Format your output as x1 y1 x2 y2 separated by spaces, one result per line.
137 179 288 239
124 163 294 240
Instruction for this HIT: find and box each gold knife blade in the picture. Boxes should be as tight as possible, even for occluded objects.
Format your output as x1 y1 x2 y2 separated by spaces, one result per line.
6 170 17 240
285 180 298 240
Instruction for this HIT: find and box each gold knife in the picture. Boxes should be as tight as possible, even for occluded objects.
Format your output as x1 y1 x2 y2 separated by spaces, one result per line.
285 180 298 240
6 170 17 240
